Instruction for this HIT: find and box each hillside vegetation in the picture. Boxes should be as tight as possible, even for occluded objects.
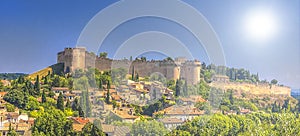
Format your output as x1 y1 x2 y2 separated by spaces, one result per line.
27 67 52 80
27 63 64 80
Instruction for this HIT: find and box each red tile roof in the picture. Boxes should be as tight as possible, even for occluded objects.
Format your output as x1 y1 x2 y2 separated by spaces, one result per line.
72 117 90 124
0 92 8 96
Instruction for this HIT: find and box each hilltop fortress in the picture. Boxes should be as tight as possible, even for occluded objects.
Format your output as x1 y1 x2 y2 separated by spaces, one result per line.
57 47 201 84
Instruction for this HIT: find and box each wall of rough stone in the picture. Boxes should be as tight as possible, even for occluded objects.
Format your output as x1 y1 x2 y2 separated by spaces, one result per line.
58 48 201 84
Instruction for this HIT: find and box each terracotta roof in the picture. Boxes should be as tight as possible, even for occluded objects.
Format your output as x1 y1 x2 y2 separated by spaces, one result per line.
73 124 85 132
103 85 116 89
1 80 10 86
28 118 35 125
102 124 115 133
64 93 76 97
104 89 117 95
160 118 184 124
36 97 42 103
0 92 8 96
179 95 206 103
155 105 205 116
72 117 90 124
133 89 148 93
111 94 121 101
112 108 139 119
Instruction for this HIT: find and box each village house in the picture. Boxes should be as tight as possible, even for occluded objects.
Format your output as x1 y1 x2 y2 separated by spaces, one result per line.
102 124 115 136
70 117 90 132
0 113 31 136
154 105 205 121
211 75 230 83
101 124 130 136
0 80 11 87
240 108 251 114
71 90 82 96
159 117 184 130
178 95 206 106
63 93 76 101
51 87 70 95
109 108 140 123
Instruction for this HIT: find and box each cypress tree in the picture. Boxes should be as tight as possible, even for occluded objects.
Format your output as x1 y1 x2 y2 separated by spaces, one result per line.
34 75 40 96
72 97 79 111
66 99 71 108
131 66 135 80
57 92 64 111
229 90 234 105
99 79 103 91
135 73 139 81
106 81 111 104
78 106 85 117
175 79 180 97
85 90 91 117
42 90 46 103
183 80 188 96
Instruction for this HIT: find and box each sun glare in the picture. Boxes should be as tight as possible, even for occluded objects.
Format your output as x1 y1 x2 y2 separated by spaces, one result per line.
244 10 278 41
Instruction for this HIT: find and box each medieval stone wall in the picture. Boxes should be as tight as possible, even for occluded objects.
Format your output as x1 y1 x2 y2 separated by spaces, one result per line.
57 47 201 84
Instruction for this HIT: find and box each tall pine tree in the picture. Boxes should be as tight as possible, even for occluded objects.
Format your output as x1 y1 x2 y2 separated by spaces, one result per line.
135 73 139 82
99 79 103 91
34 75 40 96
175 79 180 97
57 92 64 111
131 66 135 80
42 90 46 103
106 81 111 104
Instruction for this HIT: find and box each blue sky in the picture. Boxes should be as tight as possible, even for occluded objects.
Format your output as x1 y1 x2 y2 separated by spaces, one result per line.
0 0 299 88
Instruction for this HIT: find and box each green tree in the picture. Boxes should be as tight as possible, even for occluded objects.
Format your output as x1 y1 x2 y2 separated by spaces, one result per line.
32 107 74 136
65 99 71 108
5 103 15 112
26 96 40 111
41 90 46 103
271 79 278 85
135 73 139 81
78 106 85 117
140 56 146 61
106 81 111 104
8 123 19 136
131 120 168 136
229 90 234 105
80 91 91 117
131 66 135 81
72 97 80 111
175 79 180 97
99 52 108 58
81 122 105 136
34 75 40 96
4 89 26 109
57 92 64 111
99 79 103 91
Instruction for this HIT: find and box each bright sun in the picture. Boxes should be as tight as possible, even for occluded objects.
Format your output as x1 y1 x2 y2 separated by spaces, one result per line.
244 10 278 41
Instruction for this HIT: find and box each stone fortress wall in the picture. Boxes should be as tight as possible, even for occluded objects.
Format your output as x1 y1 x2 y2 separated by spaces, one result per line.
57 47 201 85
57 47 291 96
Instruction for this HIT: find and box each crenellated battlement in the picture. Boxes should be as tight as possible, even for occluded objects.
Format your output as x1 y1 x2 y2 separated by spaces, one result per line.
57 47 201 84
